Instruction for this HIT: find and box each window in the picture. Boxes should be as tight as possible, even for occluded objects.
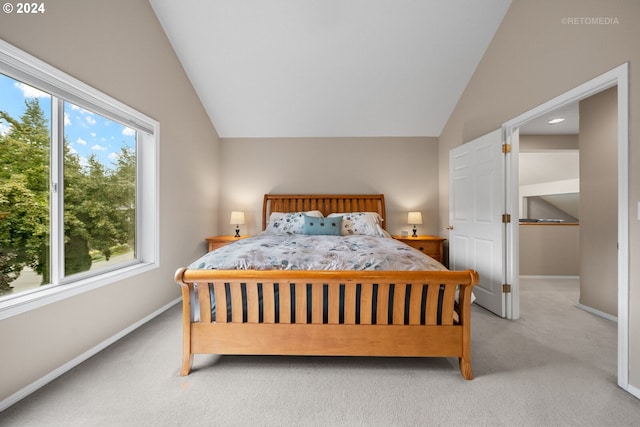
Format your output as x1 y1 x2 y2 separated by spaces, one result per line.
0 40 158 314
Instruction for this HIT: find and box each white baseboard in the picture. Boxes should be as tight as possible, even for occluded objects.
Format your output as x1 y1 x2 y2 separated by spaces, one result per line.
520 275 580 280
627 383 640 400
576 303 618 323
0 297 181 412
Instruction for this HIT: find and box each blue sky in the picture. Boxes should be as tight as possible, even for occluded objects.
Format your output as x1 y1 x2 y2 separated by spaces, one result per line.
0 73 136 169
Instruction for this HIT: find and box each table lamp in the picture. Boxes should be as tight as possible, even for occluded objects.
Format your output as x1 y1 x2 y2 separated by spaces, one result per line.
407 211 422 237
230 211 245 237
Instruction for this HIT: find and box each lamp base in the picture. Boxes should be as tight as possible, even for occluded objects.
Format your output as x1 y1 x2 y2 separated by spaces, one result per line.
235 226 240 238
412 226 417 237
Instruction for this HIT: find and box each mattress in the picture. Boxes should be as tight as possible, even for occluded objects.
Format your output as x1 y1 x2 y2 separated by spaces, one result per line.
189 233 447 272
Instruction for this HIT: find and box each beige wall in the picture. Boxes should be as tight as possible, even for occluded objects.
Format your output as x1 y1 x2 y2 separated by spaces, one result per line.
518 134 580 275
219 137 440 236
438 0 640 388
519 225 580 275
520 134 579 151
0 0 220 402
579 87 618 316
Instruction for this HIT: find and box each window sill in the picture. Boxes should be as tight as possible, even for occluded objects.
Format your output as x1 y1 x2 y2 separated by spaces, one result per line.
0 262 158 321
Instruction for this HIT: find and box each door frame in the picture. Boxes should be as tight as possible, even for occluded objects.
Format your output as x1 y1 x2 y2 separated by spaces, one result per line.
501 63 630 392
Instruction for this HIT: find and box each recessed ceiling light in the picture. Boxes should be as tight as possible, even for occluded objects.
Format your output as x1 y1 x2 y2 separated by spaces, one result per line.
548 118 565 125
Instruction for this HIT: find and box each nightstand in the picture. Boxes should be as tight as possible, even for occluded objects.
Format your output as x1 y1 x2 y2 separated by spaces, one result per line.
392 235 446 263
205 235 248 252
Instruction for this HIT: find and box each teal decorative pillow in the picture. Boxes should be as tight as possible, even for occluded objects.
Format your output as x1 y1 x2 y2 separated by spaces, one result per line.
303 215 342 236
264 210 324 235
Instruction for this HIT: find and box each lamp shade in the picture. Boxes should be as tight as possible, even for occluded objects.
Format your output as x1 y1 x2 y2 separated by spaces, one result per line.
230 211 245 225
407 211 423 225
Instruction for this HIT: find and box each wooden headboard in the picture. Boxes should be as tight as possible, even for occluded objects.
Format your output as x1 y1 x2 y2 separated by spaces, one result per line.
262 194 386 230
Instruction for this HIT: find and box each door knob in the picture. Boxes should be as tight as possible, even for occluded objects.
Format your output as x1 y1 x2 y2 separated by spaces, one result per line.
446 225 454 230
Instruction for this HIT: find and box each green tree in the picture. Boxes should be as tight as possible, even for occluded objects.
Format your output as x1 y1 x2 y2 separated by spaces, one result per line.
0 99 50 292
5 99 50 194
111 145 136 248
1 97 137 293
0 176 46 294
73 154 119 261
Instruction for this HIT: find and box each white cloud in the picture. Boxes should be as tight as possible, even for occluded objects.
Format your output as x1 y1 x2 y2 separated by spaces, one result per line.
122 127 135 136
64 112 71 126
91 132 96 138
0 122 10 136
79 156 89 169
85 116 97 125
108 152 120 161
77 137 87 146
91 144 107 151
14 82 50 98
70 104 91 115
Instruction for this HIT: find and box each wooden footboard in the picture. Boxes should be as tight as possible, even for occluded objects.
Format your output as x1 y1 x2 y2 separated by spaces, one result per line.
175 268 479 379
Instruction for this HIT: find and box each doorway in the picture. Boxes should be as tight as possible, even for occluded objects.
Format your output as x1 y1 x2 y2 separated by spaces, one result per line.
518 89 618 319
503 63 629 392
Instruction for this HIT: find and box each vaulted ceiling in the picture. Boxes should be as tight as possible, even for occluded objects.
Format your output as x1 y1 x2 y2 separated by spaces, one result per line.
150 0 512 138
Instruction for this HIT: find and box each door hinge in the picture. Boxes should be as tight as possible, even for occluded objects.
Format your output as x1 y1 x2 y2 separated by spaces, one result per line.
502 143 511 154
502 213 511 223
502 284 512 293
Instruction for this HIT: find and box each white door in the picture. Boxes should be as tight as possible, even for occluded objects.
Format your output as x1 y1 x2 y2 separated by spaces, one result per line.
449 129 506 317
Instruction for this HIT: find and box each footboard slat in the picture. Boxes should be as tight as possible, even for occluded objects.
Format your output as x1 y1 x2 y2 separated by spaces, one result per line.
344 284 357 324
279 283 291 323
246 283 259 323
425 284 439 325
197 283 212 324
212 282 226 323
409 284 422 325
311 283 323 324
393 283 407 325
230 282 243 323
376 283 390 325
263 282 275 323
360 285 373 325
440 283 457 326
294 282 306 324
327 282 340 324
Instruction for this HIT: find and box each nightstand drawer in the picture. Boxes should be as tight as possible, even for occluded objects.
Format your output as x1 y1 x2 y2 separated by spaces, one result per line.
391 235 446 263
205 235 248 252
405 241 438 256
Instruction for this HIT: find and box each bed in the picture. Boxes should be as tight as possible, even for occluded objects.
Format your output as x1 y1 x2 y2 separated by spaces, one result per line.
174 194 479 379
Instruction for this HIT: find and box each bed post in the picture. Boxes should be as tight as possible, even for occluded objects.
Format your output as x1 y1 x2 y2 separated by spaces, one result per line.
458 270 479 380
175 268 194 376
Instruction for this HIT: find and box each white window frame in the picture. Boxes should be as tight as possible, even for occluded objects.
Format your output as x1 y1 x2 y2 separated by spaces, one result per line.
0 39 159 320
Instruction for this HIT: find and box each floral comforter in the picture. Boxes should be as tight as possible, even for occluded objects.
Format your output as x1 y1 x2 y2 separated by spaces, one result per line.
189 233 446 271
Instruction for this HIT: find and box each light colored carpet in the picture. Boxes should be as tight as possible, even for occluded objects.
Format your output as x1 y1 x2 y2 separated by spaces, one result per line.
2 277 639 426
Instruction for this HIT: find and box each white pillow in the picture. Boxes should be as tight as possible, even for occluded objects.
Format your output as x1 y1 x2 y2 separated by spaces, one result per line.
264 210 323 234
327 212 386 236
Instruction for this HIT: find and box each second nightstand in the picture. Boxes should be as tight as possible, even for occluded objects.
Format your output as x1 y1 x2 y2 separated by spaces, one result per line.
205 235 248 252
392 235 446 263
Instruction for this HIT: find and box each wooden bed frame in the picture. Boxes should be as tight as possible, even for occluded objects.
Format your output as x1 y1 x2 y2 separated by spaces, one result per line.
175 194 479 379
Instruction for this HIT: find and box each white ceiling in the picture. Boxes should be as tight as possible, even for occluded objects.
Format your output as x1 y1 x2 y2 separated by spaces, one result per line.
519 102 580 135
149 0 512 138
